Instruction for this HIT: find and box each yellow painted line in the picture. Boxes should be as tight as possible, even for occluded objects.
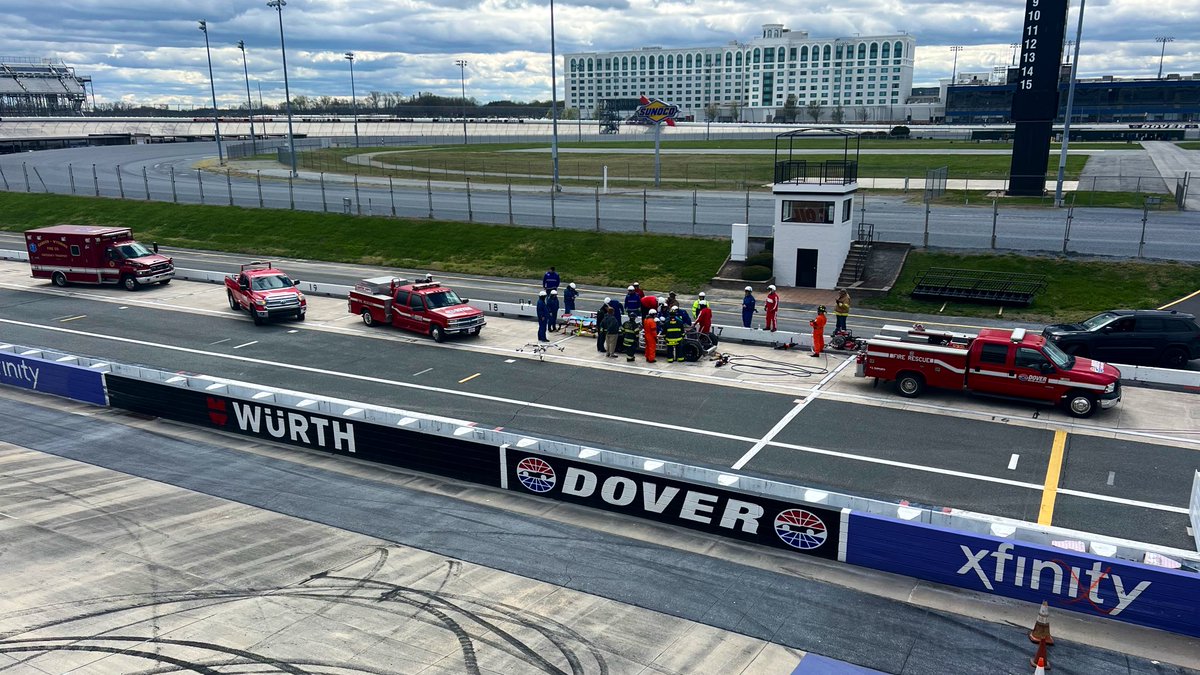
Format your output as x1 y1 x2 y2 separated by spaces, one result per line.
59 315 87 322
1159 288 1200 310
458 372 481 384
1038 430 1068 525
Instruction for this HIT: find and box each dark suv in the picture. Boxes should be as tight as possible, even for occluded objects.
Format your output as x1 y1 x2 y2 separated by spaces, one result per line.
1042 310 1200 369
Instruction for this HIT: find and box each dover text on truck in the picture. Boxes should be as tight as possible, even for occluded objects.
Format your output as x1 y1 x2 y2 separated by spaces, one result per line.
856 325 1122 418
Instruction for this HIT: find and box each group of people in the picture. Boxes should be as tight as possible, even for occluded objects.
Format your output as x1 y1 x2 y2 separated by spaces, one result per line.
534 266 852 360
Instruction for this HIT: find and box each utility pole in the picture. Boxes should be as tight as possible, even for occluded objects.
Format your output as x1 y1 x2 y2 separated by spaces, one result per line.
198 20 224 165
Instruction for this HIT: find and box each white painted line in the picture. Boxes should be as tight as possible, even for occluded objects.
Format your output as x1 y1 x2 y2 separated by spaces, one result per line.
288 329 299 334
233 341 258 349
1057 488 1189 514
412 368 433 376
1107 471 1116 486
1008 453 1020 471
59 315 87 322
504 359 516 363
732 397 809 470
209 338 230 345
815 354 856 388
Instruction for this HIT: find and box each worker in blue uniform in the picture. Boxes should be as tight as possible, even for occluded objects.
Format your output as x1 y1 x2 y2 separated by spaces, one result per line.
607 295 623 320
624 286 641 316
564 282 578 314
741 286 756 328
546 289 560 332
536 290 549 342
542 266 560 292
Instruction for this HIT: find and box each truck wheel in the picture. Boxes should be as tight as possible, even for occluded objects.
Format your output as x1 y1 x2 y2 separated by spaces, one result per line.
1065 392 1096 418
122 275 139 292
360 310 376 327
1159 347 1188 369
295 310 306 322
896 372 925 398
159 279 171 286
431 325 446 343
228 293 240 311
252 313 264 326
52 272 68 287
471 326 482 336
681 341 702 362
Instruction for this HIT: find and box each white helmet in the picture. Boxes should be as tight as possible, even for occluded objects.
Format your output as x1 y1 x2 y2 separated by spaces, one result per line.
744 286 753 291
670 305 678 312
648 309 657 315
539 290 546 296
699 292 706 298
627 285 635 291
604 297 611 303
769 284 777 291
699 300 708 307
569 282 576 289
550 289 558 295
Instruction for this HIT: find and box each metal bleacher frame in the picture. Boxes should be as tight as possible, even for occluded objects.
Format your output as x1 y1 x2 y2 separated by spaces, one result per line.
911 267 1048 306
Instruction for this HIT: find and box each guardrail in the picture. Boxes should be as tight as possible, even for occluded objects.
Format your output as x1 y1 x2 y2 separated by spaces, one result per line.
1191 471 1200 552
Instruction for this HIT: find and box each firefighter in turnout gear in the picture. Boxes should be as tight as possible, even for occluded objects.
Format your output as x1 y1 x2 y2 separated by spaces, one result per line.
620 315 640 362
663 309 686 362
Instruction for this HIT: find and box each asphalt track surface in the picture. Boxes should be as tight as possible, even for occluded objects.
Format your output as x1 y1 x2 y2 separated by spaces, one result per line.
4 396 1196 675
3 143 1200 260
1 282 1197 551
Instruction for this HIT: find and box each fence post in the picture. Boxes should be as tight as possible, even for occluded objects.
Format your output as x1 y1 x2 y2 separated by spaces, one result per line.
142 167 150 200
551 183 557 229
466 178 473 222
170 166 177 203
226 169 234 206
642 189 648 233
923 202 931 248
288 174 294 210
68 164 75 195
92 164 99 197
320 173 327 212
507 182 514 225
0 165 8 191
427 178 433 219
1139 202 1148 258
692 190 698 235
354 174 362 215
388 176 396 217
21 164 31 193
256 170 263 208
117 165 126 198
1062 205 1074 254
32 167 47 192
991 199 998 249
744 190 750 224
594 186 600 231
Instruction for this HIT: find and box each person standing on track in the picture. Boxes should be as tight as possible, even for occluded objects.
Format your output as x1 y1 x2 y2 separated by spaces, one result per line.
835 288 851 333
602 307 622 358
596 302 610 352
695 300 712 334
691 291 707 316
542 266 560 292
547 289 560 332
620 314 641 362
536 291 549 342
642 309 658 363
764 284 780 332
624 286 641 317
809 305 828 357
564 282 578 315
741 286 756 328
663 310 685 362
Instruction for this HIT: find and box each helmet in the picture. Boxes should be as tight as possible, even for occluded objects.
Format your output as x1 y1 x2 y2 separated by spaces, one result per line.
633 281 640 287
769 284 777 291
539 290 547 296
604 297 611 303
698 292 706 297
699 300 708 307
669 305 678 312
648 309 657 315
817 305 827 312
550 289 558 295
627 285 635 291
744 286 753 292
569 282 576 289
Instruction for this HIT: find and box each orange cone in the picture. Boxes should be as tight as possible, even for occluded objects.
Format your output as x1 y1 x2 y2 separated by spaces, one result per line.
1029 601 1054 645
1030 639 1051 671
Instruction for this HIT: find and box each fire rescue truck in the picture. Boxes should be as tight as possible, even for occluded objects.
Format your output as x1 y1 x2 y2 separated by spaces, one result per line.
348 276 485 342
24 225 174 291
856 324 1122 418
225 261 307 325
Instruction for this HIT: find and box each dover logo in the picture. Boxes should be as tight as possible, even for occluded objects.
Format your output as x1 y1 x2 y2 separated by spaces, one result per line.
774 509 829 550
517 457 556 493
634 95 679 126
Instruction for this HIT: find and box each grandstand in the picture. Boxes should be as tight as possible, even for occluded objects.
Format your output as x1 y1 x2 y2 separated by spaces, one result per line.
0 57 89 115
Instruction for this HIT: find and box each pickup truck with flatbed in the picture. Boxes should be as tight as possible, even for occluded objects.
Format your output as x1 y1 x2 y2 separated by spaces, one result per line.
348 276 485 342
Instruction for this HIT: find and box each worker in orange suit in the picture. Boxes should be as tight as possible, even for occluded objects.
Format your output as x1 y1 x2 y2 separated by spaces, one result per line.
809 305 827 357
764 284 780 331
643 309 658 363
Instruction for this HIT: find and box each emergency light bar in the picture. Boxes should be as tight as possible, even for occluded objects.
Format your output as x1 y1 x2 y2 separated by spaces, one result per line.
1011 328 1027 342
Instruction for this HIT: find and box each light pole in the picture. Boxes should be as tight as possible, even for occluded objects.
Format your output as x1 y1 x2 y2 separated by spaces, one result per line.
549 0 560 189
1054 0 1087 207
455 59 468 145
267 0 298 178
198 20 224 165
949 45 964 84
1064 39 1075 64
237 40 257 154
345 52 359 147
1010 42 1019 67
1156 36 1174 79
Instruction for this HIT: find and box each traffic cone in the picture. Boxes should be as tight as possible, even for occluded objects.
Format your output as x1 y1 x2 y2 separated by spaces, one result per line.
1031 651 1049 673
1028 601 1054 645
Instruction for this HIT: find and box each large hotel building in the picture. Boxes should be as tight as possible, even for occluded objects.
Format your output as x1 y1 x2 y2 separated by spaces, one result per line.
564 24 916 123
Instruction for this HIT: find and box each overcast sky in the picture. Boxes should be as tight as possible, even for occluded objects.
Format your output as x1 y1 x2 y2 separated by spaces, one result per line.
1 0 1195 110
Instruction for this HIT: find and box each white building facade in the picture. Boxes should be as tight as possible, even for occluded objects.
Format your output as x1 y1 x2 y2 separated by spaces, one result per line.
565 24 916 123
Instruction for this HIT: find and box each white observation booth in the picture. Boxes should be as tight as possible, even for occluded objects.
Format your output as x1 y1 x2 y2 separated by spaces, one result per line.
771 129 860 289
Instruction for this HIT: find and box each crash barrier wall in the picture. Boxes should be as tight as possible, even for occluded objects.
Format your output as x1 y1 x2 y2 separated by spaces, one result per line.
1191 472 1200 552
0 344 107 406
3 348 1200 637
847 512 1200 637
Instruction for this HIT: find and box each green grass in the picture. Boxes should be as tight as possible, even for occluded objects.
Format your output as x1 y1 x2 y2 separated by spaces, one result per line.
0 192 726 292
860 251 1200 322
1177 142 1200 150
922 189 1177 210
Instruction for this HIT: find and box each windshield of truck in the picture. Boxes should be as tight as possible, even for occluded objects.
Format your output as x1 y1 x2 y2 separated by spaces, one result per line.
115 242 154 258
1080 312 1118 331
251 274 294 291
1041 339 1074 370
422 290 463 309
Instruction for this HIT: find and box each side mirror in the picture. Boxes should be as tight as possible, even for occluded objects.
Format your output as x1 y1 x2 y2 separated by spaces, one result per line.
1101 325 1113 333
460 297 470 304
1039 362 1055 374
239 279 249 290
292 279 301 287
152 242 159 253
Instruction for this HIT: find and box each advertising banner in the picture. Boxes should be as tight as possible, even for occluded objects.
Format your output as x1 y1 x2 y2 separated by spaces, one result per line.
847 513 1200 637
106 375 501 486
0 352 106 406
504 451 844 560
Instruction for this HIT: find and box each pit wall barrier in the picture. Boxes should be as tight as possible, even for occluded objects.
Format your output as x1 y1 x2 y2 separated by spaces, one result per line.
0 344 107 406
2 346 1200 637
1191 471 1200 553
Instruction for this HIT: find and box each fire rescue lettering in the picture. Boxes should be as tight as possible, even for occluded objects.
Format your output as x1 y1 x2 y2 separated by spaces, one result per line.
904 352 936 364
559 466 765 532
957 543 1150 615
231 402 356 453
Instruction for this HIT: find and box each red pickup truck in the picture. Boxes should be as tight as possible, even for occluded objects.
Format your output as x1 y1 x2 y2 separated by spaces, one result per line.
348 276 485 342
856 324 1121 418
225 261 307 325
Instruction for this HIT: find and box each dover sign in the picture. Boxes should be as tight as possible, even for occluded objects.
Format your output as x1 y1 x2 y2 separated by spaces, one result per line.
847 513 1200 637
504 451 844 560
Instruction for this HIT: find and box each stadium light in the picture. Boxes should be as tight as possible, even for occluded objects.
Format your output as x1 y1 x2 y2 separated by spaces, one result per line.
1156 37 1174 80
1054 0 1087 207
455 59 468 145
198 20 225 165
949 45 964 84
345 52 359 148
1010 42 1019 67
237 40 257 154
550 0 561 190
267 0 298 178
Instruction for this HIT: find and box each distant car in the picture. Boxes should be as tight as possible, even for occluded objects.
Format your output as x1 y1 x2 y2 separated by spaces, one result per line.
1042 310 1200 369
